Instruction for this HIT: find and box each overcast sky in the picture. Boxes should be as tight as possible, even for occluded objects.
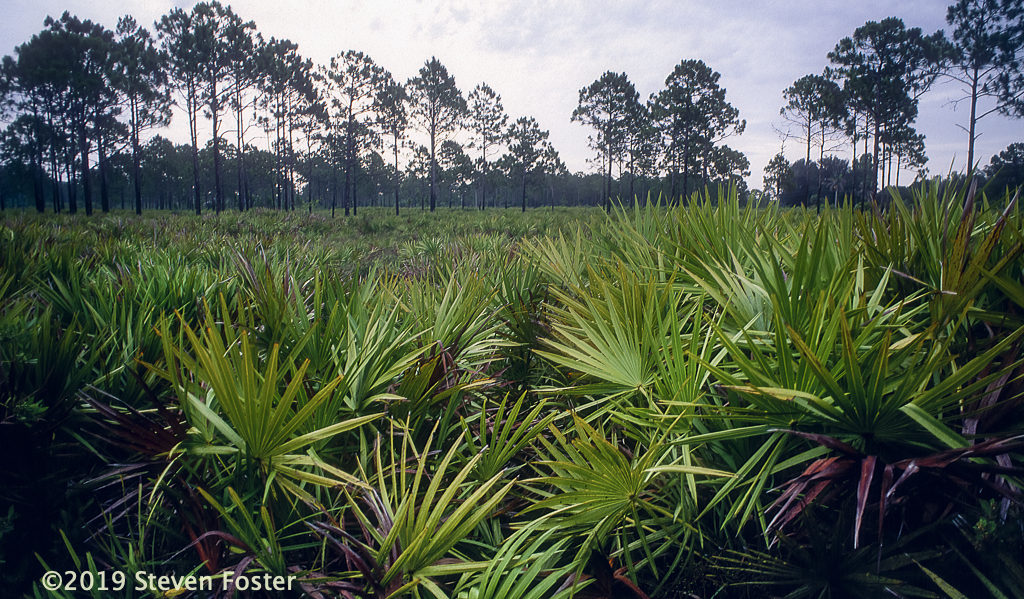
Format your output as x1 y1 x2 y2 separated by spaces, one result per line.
2 0 1021 189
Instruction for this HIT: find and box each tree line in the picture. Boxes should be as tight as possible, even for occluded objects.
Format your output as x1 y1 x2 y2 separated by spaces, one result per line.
0 4 568 216
766 0 1024 208
0 2 753 216
1 1 1022 216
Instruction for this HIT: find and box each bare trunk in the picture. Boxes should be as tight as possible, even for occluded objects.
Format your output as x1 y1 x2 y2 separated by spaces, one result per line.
682 137 690 206
429 121 437 212
188 83 202 215
394 134 400 216
236 81 247 211
32 145 44 213
288 116 296 211
344 111 353 216
669 141 678 203
212 79 223 214
33 107 46 212
67 151 78 215
275 108 283 210
79 120 93 216
862 123 869 209
47 123 60 213
851 123 858 207
131 96 143 215
871 117 880 201
479 144 487 210
331 166 338 218
521 169 527 212
967 64 979 174
307 136 315 214
605 142 612 212
806 116 812 164
815 131 824 213
352 154 358 216
98 130 109 213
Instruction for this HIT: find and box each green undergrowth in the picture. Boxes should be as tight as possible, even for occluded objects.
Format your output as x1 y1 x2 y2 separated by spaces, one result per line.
2 186 1023 598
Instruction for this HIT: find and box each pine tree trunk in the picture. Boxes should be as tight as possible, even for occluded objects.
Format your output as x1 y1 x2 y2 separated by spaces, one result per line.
236 82 247 211
32 109 45 212
47 136 60 213
68 153 78 215
521 170 527 212
132 97 143 215
394 136 400 216
32 144 44 213
345 113 353 217
967 64 979 174
352 157 358 216
682 138 690 207
871 118 880 201
189 85 202 215
862 125 869 209
331 168 338 218
605 143 612 212
851 127 858 208
80 120 93 216
429 122 437 212
479 145 487 210
815 133 824 213
212 79 223 214
98 134 109 213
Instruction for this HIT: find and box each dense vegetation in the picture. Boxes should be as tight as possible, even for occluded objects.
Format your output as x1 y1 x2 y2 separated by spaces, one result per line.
2 181 1023 598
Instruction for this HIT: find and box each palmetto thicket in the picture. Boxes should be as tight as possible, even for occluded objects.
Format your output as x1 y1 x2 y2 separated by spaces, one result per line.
2 182 1023 598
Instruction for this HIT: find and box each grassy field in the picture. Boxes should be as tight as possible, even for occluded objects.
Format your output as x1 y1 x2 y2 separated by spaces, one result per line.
2 185 1023 598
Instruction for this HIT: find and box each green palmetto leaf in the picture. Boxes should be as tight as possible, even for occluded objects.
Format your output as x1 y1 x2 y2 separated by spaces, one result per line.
454 519 582 599
644 464 733 478
899 404 968 450
326 293 427 417
699 264 1024 534
878 182 1021 330
343 422 514 596
536 263 677 407
907 324 1024 416
916 562 969 599
197 486 289 575
155 302 382 493
529 416 724 578
521 228 592 288
462 392 556 482
398 271 508 373
682 254 772 333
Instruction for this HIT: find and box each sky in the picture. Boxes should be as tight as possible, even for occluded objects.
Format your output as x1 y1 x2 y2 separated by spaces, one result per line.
2 0 1021 189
